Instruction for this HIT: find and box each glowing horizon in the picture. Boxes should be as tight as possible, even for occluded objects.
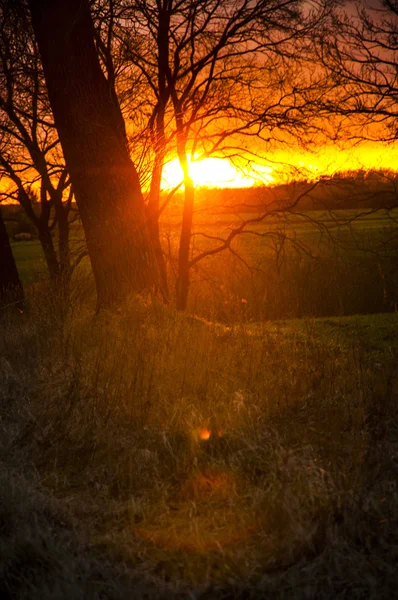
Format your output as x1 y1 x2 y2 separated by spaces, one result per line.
160 142 398 190
2 142 398 203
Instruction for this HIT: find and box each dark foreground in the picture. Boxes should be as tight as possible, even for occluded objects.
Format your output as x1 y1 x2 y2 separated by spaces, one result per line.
1 291 397 598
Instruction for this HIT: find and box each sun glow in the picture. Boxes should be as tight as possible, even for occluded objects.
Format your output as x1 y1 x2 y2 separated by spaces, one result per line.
161 157 274 190
159 142 398 191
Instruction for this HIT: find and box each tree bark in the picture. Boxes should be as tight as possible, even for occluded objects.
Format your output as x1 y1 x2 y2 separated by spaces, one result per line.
29 0 158 308
0 207 24 309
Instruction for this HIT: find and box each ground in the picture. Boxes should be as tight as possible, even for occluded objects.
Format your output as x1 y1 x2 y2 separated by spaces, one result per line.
1 292 397 598
1 203 397 596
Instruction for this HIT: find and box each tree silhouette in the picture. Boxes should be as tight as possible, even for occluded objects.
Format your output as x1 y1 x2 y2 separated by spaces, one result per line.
28 0 159 308
0 206 23 309
102 0 328 309
319 1 398 145
0 1 73 280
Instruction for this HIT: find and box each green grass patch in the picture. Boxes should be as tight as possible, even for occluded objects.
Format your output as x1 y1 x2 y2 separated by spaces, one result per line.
11 240 47 284
9 207 398 320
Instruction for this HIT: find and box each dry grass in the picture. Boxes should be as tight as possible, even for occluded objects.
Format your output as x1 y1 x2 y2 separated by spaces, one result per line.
0 284 398 598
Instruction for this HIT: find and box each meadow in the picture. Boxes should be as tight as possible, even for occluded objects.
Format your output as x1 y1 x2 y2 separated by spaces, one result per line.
8 204 398 319
0 203 397 598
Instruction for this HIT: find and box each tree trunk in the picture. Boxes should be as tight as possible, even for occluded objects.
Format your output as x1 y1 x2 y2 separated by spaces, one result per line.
176 174 194 311
57 214 70 279
37 224 60 280
146 1 171 301
29 0 158 308
0 207 24 309
146 154 169 300
52 192 71 279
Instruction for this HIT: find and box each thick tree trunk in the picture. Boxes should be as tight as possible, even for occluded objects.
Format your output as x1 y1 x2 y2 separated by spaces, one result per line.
176 175 194 311
29 0 158 308
0 207 24 309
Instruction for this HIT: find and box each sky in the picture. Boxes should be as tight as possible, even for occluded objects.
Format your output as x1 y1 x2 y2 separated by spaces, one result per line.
160 141 398 189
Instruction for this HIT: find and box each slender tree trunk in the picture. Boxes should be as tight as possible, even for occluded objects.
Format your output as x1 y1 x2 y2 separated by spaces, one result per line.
52 193 70 279
146 154 169 300
144 3 171 301
176 173 194 311
29 0 158 308
57 215 70 279
174 124 195 311
0 207 24 309
37 224 60 280
37 184 60 279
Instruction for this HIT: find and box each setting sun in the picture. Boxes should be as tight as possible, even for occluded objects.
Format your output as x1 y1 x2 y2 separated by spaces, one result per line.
161 157 274 189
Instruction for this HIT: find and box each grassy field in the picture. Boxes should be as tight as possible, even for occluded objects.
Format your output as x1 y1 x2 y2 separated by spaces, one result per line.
0 283 397 598
166 207 398 320
1 204 398 597
9 206 398 321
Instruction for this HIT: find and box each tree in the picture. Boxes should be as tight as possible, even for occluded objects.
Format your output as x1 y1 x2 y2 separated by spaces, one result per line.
315 0 398 256
91 0 172 299
0 1 74 281
318 1 398 145
28 0 159 308
107 0 327 309
0 206 24 309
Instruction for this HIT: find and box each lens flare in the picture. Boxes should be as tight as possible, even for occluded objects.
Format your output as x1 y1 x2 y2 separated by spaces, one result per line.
199 428 211 440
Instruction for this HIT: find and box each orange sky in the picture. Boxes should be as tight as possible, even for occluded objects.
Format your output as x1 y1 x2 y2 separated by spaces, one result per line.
1 141 397 201
160 141 398 189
